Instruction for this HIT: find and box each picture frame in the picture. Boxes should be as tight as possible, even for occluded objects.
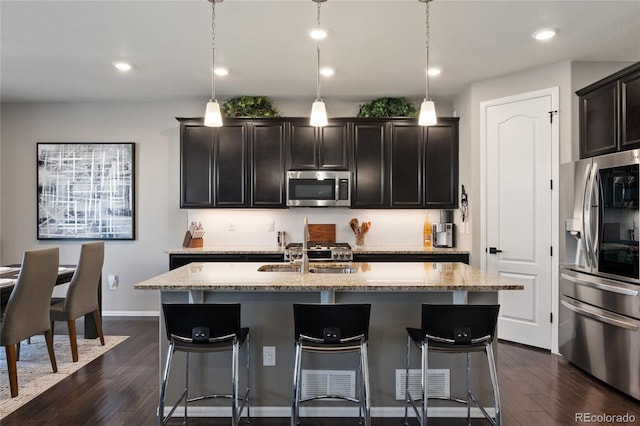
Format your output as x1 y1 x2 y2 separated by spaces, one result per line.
37 142 135 240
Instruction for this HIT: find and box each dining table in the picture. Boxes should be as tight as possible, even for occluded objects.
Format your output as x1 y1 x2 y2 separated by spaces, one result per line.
0 264 101 339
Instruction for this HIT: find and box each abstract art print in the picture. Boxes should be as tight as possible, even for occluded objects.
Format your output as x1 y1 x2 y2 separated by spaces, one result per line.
37 143 135 240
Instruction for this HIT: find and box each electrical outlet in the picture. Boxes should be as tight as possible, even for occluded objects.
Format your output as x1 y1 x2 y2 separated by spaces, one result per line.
263 346 276 366
228 222 236 231
108 274 119 290
267 220 275 232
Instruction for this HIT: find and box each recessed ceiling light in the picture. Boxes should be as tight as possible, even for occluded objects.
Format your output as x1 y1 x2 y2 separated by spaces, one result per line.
320 67 334 77
214 67 229 76
532 28 557 41
113 61 133 72
309 27 328 40
428 67 441 77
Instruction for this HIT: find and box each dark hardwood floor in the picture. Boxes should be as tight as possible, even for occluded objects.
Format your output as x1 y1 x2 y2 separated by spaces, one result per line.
2 317 638 425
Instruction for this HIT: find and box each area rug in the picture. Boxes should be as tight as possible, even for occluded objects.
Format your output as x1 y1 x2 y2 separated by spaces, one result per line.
0 334 128 419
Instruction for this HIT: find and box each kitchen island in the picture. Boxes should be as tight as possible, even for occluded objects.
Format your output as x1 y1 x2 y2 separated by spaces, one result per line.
135 261 521 419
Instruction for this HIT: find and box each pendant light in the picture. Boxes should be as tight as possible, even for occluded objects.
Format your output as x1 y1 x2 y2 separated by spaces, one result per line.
204 0 223 127
310 0 328 127
418 0 437 126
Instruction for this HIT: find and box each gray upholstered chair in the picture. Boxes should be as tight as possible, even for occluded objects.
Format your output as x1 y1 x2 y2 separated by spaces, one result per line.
50 241 105 362
0 247 60 398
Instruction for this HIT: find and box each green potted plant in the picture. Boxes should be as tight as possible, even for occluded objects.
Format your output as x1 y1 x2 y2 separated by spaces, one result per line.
222 96 280 118
357 97 418 118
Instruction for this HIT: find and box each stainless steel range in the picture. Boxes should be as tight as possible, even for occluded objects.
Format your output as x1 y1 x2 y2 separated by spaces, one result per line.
284 242 353 262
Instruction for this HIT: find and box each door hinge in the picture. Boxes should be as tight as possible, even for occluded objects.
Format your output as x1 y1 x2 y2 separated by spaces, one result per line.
550 246 553 256
550 312 553 323
549 110 558 124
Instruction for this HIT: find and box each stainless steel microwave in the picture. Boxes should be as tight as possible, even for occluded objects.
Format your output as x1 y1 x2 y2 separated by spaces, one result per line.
286 170 351 207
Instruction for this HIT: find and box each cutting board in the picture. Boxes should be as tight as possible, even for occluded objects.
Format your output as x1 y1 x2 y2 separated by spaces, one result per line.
308 224 336 243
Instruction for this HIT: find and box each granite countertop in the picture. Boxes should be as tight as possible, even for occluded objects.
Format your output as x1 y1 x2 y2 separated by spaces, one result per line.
134 261 522 292
166 246 469 255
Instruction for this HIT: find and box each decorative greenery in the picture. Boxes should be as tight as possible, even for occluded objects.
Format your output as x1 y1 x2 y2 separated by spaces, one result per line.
222 96 280 118
357 97 418 118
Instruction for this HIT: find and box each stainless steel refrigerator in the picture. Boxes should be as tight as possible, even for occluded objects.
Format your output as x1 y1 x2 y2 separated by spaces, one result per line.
560 149 640 401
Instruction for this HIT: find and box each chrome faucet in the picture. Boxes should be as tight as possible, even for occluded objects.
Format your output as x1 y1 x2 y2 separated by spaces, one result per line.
301 216 309 274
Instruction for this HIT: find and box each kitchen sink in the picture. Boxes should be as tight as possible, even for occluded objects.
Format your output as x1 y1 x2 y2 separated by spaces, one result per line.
257 264 356 274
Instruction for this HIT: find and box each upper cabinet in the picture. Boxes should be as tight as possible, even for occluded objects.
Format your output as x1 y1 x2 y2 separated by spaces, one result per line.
289 119 349 170
388 118 459 209
578 62 640 158
351 120 388 208
179 118 286 208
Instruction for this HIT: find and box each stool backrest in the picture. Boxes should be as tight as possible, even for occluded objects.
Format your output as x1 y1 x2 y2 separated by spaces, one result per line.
421 304 500 344
293 303 371 342
162 303 241 343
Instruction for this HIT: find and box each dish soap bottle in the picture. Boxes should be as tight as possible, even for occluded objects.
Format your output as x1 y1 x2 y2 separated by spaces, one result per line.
423 214 432 248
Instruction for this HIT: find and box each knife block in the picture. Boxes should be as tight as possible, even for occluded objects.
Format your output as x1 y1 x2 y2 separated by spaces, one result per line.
182 231 203 248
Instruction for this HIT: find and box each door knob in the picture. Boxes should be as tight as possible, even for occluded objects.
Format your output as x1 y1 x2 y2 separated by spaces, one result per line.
488 247 502 254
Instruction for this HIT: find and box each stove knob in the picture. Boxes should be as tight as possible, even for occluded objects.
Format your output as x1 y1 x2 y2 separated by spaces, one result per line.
333 254 339 259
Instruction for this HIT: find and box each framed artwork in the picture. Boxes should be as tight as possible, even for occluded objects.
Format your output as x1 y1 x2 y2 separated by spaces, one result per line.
37 142 135 240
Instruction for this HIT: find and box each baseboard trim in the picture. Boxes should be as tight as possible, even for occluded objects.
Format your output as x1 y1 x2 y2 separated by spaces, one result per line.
102 310 159 317
164 406 496 418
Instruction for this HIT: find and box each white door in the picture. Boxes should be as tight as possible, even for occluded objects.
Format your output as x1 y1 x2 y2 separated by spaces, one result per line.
483 89 557 349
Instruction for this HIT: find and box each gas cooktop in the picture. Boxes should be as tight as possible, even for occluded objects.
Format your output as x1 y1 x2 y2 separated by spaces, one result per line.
284 242 352 261
285 242 351 250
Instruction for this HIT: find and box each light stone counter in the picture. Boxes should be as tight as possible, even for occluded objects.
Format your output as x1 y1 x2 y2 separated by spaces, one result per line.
134 261 521 292
164 246 469 255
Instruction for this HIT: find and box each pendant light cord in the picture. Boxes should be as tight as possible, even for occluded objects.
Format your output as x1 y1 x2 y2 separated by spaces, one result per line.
211 0 217 102
424 0 430 101
316 0 322 102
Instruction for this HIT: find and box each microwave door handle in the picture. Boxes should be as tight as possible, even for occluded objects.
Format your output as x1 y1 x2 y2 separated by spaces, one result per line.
588 162 599 267
581 163 593 267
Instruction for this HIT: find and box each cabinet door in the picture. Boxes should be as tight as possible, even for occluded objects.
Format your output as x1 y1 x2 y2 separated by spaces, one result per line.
352 121 387 208
319 122 349 169
621 69 640 150
214 124 247 207
289 121 317 169
580 81 618 158
251 121 287 207
390 122 423 207
181 125 214 207
425 120 458 208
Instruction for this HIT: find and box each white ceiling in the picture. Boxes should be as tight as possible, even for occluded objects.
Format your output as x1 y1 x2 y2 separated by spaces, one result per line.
1 0 639 104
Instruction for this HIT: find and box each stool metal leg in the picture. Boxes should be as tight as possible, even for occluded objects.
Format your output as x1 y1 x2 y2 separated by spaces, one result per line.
421 340 428 426
184 352 189 424
246 334 251 424
159 342 175 426
486 343 502 426
466 353 471 426
404 334 411 425
232 340 238 426
291 342 302 426
361 341 371 426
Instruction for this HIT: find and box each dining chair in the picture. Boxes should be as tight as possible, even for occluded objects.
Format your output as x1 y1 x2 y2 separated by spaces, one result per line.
50 241 105 362
0 247 60 397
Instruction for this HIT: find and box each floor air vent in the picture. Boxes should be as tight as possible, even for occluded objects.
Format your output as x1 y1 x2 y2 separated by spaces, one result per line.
395 369 450 400
301 369 356 400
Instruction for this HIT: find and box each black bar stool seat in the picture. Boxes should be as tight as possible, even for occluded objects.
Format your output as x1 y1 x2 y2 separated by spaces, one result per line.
404 304 501 426
159 303 250 426
291 303 372 426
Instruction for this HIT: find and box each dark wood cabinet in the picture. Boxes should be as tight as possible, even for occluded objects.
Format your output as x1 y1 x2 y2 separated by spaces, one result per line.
351 120 388 208
250 121 287 207
621 68 640 150
388 118 459 209
179 118 285 208
577 62 640 158
289 119 348 170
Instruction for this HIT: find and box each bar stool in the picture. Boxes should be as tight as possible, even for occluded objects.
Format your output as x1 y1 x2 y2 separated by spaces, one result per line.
291 303 372 426
404 304 501 426
159 303 250 426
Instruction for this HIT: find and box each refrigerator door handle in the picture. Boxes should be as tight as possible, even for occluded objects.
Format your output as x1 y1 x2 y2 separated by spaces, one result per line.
561 298 639 331
586 161 599 267
560 271 639 297
581 163 593 267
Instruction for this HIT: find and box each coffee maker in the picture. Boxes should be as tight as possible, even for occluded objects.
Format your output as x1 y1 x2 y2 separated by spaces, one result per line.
432 210 455 248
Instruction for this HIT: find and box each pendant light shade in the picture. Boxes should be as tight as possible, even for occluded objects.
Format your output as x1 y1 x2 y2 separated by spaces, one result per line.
310 0 328 127
418 0 436 126
204 0 223 127
418 100 437 126
310 100 328 127
205 100 223 127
